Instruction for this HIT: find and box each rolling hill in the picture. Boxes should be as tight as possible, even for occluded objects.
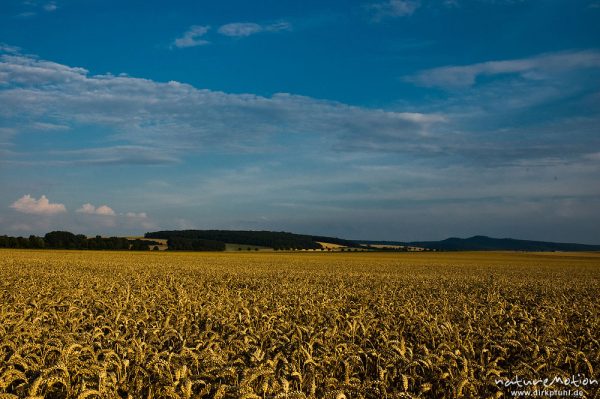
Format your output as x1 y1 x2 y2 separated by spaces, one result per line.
144 230 361 251
359 235 600 252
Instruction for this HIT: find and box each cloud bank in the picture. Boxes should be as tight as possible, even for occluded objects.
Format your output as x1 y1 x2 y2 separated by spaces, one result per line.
1 46 599 170
0 48 445 165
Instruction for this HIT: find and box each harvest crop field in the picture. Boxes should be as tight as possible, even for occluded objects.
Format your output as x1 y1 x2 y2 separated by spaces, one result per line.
0 250 598 399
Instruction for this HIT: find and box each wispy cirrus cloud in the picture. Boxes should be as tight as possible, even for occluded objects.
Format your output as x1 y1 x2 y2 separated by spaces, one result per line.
217 21 291 37
30 122 70 131
43 146 180 166
126 212 148 218
43 2 57 11
10 194 66 215
406 50 600 88
13 1 58 18
218 22 262 37
172 21 290 47
367 0 421 21
172 25 210 48
15 12 36 18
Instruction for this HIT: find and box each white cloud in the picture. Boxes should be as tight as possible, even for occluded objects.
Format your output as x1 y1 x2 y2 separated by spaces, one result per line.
95 205 115 216
368 0 421 20
77 204 148 223
76 203 116 216
218 21 291 37
10 194 66 215
407 50 600 88
43 2 57 11
172 25 210 48
76 203 95 214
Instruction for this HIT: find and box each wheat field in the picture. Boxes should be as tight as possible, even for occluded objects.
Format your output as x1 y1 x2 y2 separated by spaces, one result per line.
0 250 598 399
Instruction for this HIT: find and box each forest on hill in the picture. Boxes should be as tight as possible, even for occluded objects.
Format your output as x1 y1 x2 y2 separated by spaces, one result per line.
145 230 364 250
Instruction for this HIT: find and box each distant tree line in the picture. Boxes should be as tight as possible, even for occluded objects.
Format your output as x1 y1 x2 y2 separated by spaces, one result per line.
0 231 160 251
309 235 362 248
166 237 226 251
362 245 410 252
146 230 324 250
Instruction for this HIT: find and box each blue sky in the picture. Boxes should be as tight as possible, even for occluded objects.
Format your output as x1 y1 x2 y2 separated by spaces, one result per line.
1 0 600 242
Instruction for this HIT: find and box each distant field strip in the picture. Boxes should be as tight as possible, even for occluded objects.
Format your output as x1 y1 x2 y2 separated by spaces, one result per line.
0 250 598 398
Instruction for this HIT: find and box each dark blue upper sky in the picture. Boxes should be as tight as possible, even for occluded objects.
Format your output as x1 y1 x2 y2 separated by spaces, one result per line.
1 0 599 242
